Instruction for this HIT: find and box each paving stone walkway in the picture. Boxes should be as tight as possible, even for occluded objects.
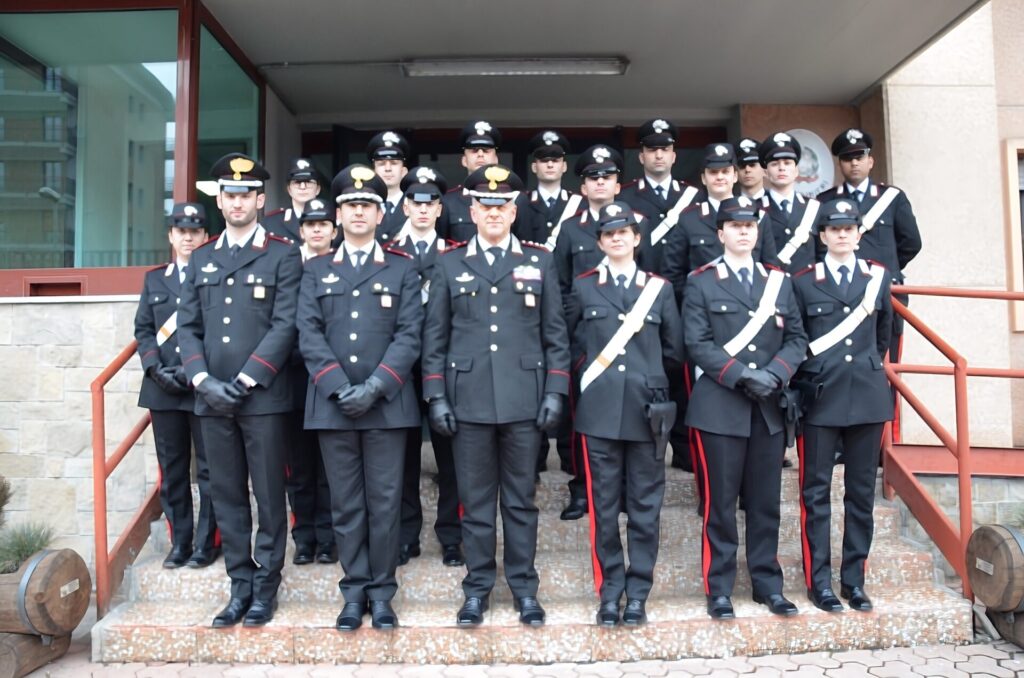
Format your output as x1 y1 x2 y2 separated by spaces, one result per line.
25 637 1024 677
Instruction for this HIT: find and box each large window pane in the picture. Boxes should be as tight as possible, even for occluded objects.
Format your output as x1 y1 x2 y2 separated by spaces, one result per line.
196 27 259 234
0 10 177 269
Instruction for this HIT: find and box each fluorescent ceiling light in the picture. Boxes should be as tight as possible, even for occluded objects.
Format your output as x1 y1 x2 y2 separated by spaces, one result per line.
402 57 628 77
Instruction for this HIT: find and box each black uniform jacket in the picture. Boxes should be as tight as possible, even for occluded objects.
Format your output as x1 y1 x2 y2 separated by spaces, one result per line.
135 263 195 412
817 181 921 281
515 188 583 245
683 259 808 437
422 235 571 425
262 207 301 242
297 242 423 430
385 229 456 303
178 225 302 416
376 203 407 244
662 201 780 304
440 187 476 244
568 266 684 441
764 193 820 273
792 259 894 427
553 208 653 298
620 177 702 275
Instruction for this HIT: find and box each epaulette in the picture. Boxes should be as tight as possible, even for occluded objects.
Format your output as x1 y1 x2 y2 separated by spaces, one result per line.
194 238 217 250
521 240 550 252
792 264 816 278
864 258 887 271
148 263 169 273
440 240 469 254
680 202 701 215
690 260 717 277
621 178 641 190
444 238 460 248
646 271 668 282
264 207 285 217
446 185 464 194
267 233 293 245
308 250 334 262
576 268 600 279
384 246 414 259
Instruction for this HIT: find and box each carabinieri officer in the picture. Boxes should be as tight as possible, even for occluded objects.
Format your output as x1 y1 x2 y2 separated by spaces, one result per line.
297 165 423 631
134 202 219 570
568 201 683 627
177 153 302 628
422 164 570 628
792 198 893 614
683 196 807 620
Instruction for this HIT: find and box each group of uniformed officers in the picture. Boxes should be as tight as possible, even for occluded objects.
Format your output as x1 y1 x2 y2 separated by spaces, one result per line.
134 118 921 631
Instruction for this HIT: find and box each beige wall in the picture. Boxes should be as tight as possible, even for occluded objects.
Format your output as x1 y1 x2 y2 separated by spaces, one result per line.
885 3 1013 448
0 298 155 567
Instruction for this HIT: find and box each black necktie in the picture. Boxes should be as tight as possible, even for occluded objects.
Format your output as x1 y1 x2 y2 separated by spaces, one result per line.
415 240 428 258
855 190 864 203
780 199 790 214
655 186 665 201
229 244 240 258
178 265 187 284
838 264 851 296
487 246 504 268
738 268 752 296
352 250 366 272
616 274 629 307
546 197 556 209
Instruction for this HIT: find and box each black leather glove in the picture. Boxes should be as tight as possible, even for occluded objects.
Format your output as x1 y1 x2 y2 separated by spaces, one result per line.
171 366 190 389
535 393 564 432
195 377 245 413
337 376 384 418
148 365 189 395
738 367 781 400
428 397 458 437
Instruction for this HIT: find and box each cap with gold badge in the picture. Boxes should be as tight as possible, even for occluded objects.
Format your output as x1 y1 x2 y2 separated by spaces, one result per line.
331 164 387 205
210 152 270 193
464 164 523 206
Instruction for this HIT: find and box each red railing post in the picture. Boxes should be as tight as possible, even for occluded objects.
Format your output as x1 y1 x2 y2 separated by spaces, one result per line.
90 378 110 617
953 356 973 599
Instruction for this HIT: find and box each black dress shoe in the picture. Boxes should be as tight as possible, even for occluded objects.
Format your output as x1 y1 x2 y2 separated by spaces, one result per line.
456 596 488 626
242 598 277 627
514 596 545 626
186 547 220 569
315 544 338 564
336 601 367 631
398 542 421 566
753 592 799 617
808 587 844 612
840 585 873 612
559 496 588 521
211 597 251 628
442 544 465 567
370 600 398 629
706 595 735 620
596 600 619 626
622 599 647 626
292 543 315 565
163 545 192 569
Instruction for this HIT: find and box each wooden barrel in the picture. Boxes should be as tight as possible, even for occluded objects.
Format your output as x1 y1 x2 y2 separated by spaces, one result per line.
0 633 70 678
967 524 1024 611
0 549 91 637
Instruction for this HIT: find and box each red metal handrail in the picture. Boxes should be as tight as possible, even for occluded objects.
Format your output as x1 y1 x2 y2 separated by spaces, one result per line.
91 339 161 618
882 284 1024 600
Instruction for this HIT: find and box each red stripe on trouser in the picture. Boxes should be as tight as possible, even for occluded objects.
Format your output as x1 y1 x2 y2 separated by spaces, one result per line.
683 362 700 481
891 333 904 443
579 434 603 596
692 430 713 596
458 503 464 520
796 434 813 589
568 380 578 476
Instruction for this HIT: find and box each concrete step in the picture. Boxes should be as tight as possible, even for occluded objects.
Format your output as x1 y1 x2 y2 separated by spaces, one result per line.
130 538 936 605
93 586 972 664
419 462 868 512
407 501 902 556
